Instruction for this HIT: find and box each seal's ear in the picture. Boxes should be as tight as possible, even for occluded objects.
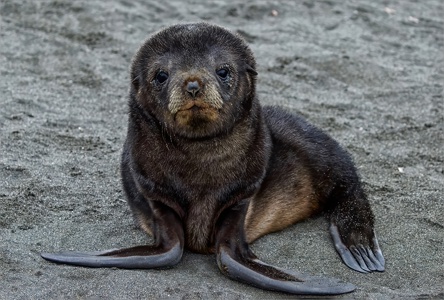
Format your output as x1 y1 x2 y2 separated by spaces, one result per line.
130 52 145 92
246 64 258 76
131 69 140 92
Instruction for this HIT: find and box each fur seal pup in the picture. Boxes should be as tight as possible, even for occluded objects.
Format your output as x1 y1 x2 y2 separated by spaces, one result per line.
41 23 384 295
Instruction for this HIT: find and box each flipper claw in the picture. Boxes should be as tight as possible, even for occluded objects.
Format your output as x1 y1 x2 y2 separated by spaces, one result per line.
351 246 371 272
330 224 385 273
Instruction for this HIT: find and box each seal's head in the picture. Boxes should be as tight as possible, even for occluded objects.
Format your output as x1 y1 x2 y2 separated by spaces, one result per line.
130 23 258 139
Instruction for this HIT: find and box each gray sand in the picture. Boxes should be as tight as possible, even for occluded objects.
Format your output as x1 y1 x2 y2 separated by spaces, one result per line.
1 0 443 299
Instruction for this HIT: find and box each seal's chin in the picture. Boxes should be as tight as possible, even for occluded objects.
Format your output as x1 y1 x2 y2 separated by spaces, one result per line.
174 101 220 129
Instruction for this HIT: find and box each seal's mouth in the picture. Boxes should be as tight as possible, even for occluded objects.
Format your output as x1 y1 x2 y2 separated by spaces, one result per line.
174 100 219 127
177 100 212 111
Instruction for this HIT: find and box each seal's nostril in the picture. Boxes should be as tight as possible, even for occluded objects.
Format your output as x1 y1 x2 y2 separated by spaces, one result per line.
186 81 200 97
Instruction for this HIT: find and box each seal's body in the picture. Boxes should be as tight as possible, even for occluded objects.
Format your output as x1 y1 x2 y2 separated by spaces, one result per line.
42 23 384 295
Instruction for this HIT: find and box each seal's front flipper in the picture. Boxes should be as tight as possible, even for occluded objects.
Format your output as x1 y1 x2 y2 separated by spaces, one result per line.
41 201 184 269
41 243 183 269
217 246 355 295
215 200 355 295
330 223 385 273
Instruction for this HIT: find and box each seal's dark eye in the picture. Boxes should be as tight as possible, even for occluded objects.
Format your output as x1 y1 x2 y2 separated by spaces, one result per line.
156 71 169 84
216 68 229 79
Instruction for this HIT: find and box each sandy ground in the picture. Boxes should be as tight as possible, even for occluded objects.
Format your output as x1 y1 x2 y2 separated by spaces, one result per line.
1 0 443 299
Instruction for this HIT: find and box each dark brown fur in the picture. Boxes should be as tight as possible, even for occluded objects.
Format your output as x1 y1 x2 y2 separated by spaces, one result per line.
125 23 375 254
41 23 383 295
124 23 269 253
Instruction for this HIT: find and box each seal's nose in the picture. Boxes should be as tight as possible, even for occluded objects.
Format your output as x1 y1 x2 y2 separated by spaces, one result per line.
186 81 200 97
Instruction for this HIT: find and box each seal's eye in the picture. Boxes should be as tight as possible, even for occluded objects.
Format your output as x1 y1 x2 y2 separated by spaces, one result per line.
156 71 169 84
216 67 229 79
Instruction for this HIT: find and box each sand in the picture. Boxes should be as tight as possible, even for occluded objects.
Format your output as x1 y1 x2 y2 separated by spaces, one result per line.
1 0 443 299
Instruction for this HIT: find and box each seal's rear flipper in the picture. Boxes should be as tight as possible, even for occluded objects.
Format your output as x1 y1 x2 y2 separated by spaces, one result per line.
330 223 385 273
41 243 183 269
217 246 355 295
